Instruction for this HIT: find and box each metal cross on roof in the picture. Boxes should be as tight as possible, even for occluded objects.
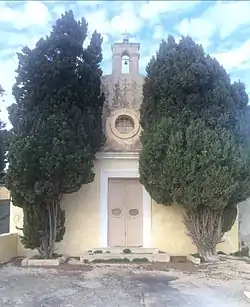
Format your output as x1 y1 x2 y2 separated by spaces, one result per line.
121 31 135 43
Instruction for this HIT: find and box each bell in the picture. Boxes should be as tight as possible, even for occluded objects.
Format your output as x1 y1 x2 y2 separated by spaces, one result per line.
124 60 128 65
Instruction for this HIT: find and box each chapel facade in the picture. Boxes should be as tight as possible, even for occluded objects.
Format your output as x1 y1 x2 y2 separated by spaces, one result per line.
7 37 238 257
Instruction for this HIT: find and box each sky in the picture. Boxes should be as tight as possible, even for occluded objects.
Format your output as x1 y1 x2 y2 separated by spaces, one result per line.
0 0 250 128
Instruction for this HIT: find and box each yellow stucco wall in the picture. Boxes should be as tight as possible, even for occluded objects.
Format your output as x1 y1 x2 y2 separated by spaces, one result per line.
152 202 238 255
0 233 18 262
217 217 239 254
0 233 35 262
9 201 23 234
9 158 140 256
152 203 196 255
56 158 139 256
9 157 239 256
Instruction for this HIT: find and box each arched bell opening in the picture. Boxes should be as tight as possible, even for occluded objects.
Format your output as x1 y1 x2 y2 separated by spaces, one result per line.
121 52 130 74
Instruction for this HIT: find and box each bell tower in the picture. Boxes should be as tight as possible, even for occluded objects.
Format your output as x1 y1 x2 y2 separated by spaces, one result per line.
101 33 144 152
111 33 140 77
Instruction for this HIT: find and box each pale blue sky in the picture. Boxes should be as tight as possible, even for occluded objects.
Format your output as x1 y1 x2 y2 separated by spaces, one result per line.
1 1 250 127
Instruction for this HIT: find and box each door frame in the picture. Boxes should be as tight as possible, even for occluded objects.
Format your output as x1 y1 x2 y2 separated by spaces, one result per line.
100 169 152 248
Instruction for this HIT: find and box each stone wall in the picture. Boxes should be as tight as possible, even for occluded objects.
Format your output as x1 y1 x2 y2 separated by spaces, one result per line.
101 74 144 152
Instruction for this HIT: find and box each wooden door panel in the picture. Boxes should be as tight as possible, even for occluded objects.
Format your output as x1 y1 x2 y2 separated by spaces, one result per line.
108 178 126 246
125 179 143 246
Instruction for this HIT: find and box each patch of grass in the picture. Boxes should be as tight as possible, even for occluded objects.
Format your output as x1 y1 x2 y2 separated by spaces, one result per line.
93 250 103 254
123 248 131 254
92 258 131 263
131 258 149 263
106 251 111 253
32 253 62 259
217 251 226 255
91 259 104 263
32 255 45 259
230 246 249 257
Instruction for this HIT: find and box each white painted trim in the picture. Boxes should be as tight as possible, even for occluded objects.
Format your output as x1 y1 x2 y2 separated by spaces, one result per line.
96 151 139 160
0 232 13 237
100 169 152 248
142 188 152 248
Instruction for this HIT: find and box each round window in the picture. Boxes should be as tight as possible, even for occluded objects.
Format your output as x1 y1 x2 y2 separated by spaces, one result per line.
115 115 134 134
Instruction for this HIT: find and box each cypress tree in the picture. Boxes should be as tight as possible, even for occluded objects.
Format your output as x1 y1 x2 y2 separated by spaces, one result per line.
6 11 105 257
139 36 250 260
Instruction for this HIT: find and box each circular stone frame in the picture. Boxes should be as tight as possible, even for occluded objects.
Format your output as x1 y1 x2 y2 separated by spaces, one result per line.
109 109 140 140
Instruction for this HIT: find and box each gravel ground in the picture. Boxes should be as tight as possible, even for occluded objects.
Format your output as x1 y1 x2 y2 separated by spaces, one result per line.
0 259 249 306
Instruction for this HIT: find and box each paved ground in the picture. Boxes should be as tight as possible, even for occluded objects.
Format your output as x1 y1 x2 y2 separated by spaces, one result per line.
0 259 250 306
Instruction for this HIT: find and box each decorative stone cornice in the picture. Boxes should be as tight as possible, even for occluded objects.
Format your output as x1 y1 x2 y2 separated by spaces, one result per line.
96 151 139 160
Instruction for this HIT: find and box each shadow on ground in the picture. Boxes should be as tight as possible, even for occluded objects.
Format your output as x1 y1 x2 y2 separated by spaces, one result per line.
0 262 248 306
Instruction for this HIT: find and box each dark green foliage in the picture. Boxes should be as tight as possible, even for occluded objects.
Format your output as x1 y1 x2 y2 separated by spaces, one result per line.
91 258 131 263
5 11 105 256
140 36 248 135
221 202 238 233
93 250 103 254
140 118 248 210
123 248 131 254
17 204 65 252
0 85 9 183
131 258 149 263
230 246 249 257
217 251 226 255
139 35 250 257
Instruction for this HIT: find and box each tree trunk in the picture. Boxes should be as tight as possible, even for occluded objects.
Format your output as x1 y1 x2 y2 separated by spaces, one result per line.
197 246 219 262
39 197 62 258
184 207 224 262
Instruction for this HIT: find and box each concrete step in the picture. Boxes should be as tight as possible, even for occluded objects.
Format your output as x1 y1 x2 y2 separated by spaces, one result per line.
87 247 160 254
80 252 170 263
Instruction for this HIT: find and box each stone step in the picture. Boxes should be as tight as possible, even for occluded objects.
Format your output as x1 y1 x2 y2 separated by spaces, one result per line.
87 247 160 254
80 252 170 263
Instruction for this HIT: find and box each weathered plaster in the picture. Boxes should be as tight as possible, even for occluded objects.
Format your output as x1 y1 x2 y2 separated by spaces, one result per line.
101 74 144 152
